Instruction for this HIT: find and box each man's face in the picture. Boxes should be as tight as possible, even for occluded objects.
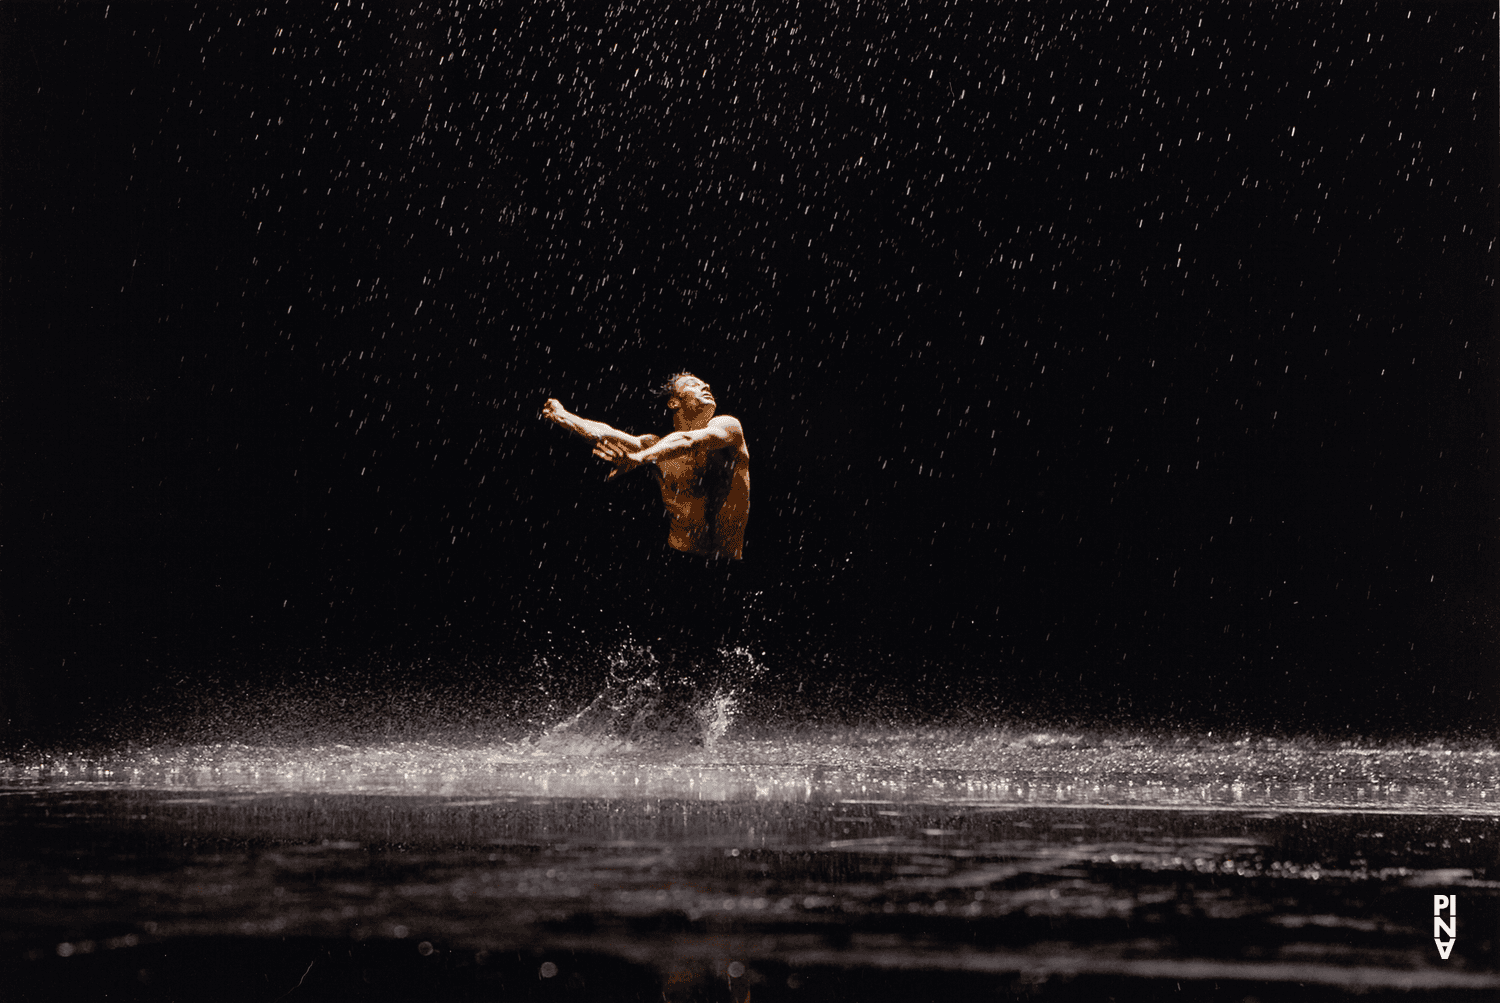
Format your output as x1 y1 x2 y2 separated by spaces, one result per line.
672 375 716 414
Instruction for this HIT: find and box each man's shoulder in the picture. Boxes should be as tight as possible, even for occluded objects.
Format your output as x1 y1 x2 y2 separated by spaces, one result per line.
707 415 746 448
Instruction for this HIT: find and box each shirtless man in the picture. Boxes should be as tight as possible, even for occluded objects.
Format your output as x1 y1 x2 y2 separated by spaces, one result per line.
541 373 750 560
540 374 752 738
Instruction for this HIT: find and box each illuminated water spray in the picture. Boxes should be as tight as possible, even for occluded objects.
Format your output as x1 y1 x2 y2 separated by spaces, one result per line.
540 640 768 751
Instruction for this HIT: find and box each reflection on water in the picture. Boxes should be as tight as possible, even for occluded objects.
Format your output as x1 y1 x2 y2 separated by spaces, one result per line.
3 729 1497 1000
5 728 1497 812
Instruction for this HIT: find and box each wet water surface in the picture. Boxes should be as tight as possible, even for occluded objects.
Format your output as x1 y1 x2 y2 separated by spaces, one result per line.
3 731 1498 1000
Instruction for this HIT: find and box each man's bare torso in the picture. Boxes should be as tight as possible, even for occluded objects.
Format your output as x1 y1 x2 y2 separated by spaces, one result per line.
650 430 751 560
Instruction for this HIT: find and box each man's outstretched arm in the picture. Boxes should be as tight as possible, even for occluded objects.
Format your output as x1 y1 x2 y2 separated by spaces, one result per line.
541 398 649 450
623 416 743 468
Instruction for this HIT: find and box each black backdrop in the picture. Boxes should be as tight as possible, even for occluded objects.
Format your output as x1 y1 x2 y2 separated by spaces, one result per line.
4 2 1496 743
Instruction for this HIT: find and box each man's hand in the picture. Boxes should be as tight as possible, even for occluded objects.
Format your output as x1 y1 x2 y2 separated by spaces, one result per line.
542 397 648 452
592 439 643 480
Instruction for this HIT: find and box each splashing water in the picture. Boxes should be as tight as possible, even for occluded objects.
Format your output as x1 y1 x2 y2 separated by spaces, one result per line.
696 644 769 751
695 690 736 751
537 641 767 752
5 725 1496 813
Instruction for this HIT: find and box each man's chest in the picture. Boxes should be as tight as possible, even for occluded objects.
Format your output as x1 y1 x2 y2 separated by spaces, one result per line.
659 447 737 496
657 452 709 495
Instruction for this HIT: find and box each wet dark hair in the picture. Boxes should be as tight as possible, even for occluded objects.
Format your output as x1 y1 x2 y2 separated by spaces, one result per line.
654 371 698 402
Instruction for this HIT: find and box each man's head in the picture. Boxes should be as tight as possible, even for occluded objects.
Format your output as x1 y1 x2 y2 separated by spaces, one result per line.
657 372 716 418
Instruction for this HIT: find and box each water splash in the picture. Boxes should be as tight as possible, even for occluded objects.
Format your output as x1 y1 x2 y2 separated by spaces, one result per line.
695 691 736 751
696 645 770 751
3 729 1497 810
536 641 768 750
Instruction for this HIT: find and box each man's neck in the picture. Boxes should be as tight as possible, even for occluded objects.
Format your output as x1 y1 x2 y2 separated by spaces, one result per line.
673 409 714 432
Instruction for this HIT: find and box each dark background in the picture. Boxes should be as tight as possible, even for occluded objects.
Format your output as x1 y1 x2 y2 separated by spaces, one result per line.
3 1 1496 744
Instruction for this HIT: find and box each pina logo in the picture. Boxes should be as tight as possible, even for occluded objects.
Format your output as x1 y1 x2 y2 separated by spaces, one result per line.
1433 894 1457 959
